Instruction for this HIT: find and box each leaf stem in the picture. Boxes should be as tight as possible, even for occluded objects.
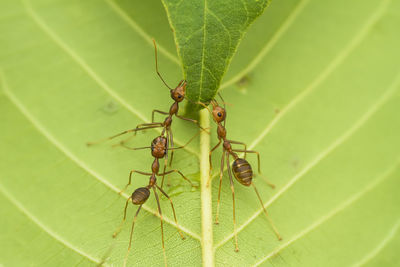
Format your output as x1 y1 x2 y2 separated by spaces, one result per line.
200 109 214 267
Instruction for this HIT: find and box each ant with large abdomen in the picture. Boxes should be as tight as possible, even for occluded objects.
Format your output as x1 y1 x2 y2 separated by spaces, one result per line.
198 94 282 252
112 134 195 266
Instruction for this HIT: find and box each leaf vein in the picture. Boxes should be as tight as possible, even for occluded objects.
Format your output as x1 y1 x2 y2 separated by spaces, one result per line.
211 0 390 184
22 0 198 157
207 8 232 57
352 219 400 267
252 160 400 266
0 71 201 241
104 0 180 65
246 0 391 152
220 0 310 89
198 0 208 101
215 68 400 249
0 183 103 265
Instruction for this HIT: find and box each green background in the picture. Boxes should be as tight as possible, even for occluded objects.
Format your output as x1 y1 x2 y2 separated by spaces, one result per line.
1 0 400 266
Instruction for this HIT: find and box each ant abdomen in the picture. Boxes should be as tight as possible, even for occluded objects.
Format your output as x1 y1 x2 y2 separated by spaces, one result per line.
131 187 150 205
232 158 253 187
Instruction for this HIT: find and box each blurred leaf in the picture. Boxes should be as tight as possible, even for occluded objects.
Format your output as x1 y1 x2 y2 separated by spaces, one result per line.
162 0 271 103
1 0 400 267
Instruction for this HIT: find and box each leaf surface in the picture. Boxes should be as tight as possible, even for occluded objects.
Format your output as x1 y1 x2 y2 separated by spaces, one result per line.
162 0 271 103
1 0 400 266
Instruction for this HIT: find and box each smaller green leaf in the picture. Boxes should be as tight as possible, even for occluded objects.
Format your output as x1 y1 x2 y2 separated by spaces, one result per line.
162 0 270 103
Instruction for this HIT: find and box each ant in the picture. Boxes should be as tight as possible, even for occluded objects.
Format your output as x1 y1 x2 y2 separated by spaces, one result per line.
87 40 206 170
198 94 282 252
112 135 193 266
119 132 199 189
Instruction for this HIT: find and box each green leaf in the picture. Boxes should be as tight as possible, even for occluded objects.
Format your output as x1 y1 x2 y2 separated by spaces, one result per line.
1 0 400 267
162 0 271 103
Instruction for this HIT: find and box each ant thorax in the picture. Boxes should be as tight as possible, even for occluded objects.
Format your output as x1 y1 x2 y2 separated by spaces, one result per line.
169 102 179 115
151 136 167 158
217 124 226 139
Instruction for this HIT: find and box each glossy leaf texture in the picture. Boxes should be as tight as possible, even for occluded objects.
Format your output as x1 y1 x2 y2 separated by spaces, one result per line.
162 0 270 103
1 0 400 267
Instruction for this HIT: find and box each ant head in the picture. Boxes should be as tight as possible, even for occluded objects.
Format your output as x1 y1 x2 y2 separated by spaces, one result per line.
151 136 168 158
171 80 186 102
211 100 226 123
131 187 150 205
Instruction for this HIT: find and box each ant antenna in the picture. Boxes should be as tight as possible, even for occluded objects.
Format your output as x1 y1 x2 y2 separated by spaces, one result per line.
217 92 226 110
153 39 173 90
197 101 213 115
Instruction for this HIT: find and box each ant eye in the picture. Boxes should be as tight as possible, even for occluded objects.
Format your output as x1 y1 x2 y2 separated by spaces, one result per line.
217 112 222 117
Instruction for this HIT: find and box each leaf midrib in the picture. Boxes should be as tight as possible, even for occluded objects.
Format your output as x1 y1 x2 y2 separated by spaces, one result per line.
5 1 397 266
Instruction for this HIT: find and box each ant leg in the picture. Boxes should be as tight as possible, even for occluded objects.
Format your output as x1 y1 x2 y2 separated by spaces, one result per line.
120 170 152 195
131 123 163 137
197 102 213 118
226 153 239 252
114 123 161 147
208 139 222 186
156 185 185 240
159 169 194 187
160 131 169 188
123 204 143 266
152 110 168 123
112 196 132 238
226 140 247 159
97 243 115 267
215 149 226 224
134 122 163 128
118 145 152 150
252 183 282 240
152 187 168 267
87 124 162 146
168 128 175 167
175 114 208 132
169 127 204 150
133 124 163 141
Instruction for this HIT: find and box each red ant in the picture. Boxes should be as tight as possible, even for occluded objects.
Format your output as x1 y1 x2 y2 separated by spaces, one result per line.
199 94 282 251
87 40 205 170
112 135 195 266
